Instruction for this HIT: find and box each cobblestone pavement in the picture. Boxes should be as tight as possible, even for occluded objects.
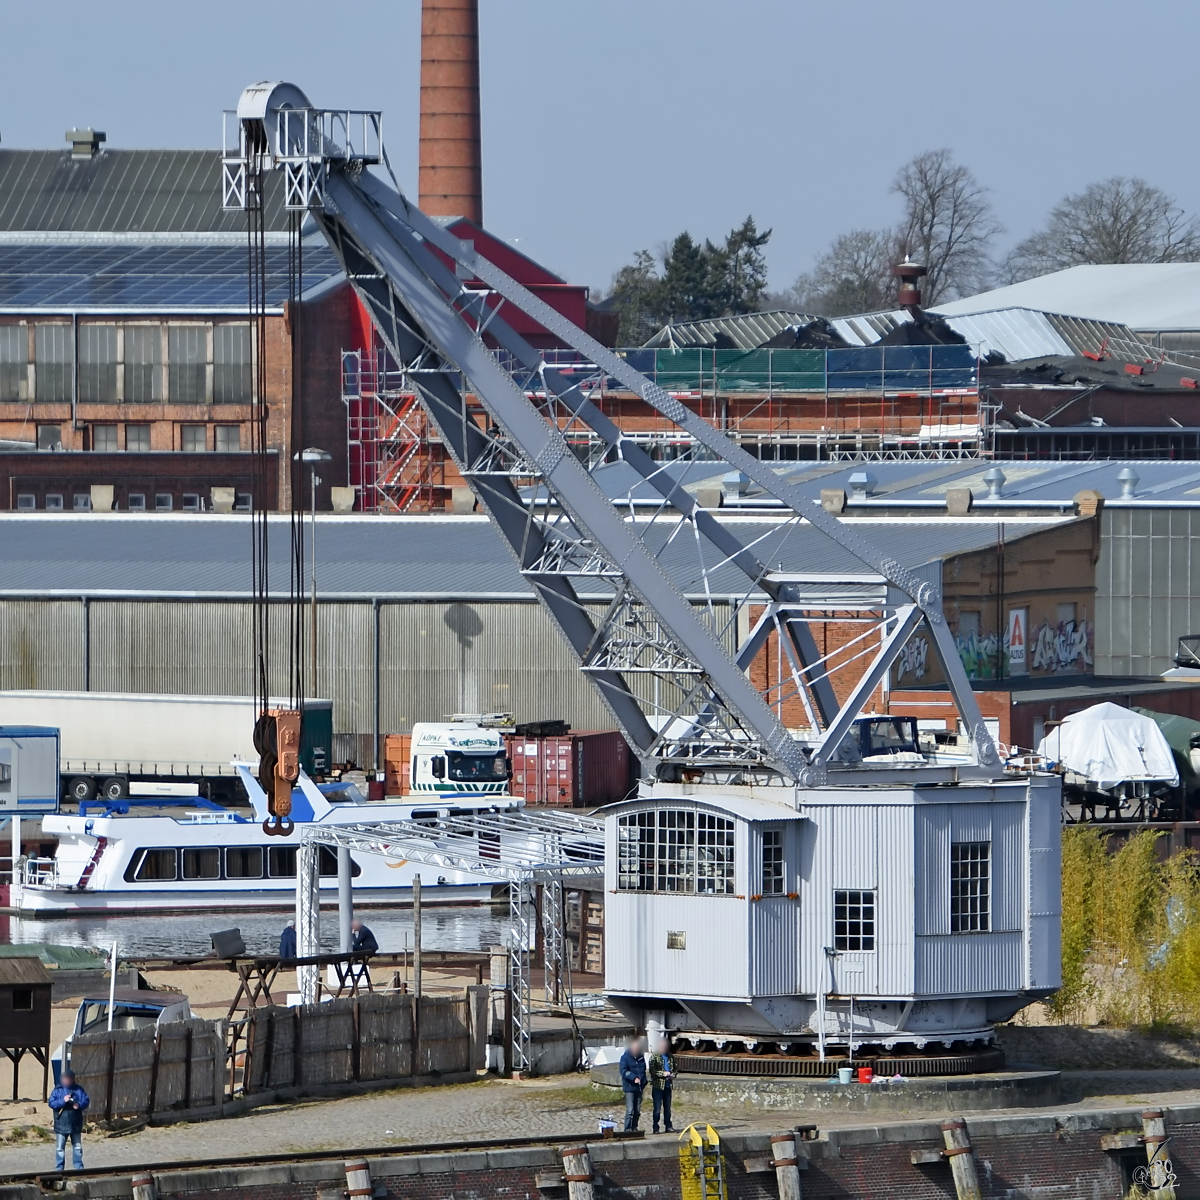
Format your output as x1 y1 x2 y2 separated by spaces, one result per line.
6 1072 1200 1177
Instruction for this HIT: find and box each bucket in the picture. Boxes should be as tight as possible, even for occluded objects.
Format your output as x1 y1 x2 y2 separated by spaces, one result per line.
836 1066 854 1084
857 1066 874 1084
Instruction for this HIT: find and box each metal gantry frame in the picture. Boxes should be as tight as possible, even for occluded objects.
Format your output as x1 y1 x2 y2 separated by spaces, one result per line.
222 82 1000 791
294 808 603 1075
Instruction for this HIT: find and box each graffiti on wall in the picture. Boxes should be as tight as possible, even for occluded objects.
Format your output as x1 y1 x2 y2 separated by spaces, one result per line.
1030 618 1092 672
895 635 929 682
956 631 1003 680
896 618 1093 684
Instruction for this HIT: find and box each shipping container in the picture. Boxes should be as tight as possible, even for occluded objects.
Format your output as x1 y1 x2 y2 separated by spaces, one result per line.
505 730 635 807
383 733 412 796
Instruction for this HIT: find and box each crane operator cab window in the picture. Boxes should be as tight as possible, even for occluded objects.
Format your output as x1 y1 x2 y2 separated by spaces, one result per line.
856 716 922 760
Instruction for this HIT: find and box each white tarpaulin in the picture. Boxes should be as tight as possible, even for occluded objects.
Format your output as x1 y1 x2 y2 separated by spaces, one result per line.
1037 702 1179 789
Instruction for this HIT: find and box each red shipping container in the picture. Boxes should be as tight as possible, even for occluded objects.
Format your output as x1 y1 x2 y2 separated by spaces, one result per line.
504 730 636 807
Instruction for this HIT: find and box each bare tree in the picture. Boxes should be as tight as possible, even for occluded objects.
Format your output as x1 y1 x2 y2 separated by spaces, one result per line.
892 149 1001 305
1004 176 1200 283
790 229 895 316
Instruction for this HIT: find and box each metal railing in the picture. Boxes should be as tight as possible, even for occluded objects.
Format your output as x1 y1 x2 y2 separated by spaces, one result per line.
21 856 58 887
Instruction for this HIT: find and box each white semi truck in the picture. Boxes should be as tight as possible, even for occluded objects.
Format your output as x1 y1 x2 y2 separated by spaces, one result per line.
0 691 332 805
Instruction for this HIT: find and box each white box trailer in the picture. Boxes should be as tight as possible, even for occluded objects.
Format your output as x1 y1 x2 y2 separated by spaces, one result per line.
0 691 331 805
0 726 60 815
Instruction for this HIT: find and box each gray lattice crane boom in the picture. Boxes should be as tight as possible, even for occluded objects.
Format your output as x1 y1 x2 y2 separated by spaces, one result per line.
223 82 1000 788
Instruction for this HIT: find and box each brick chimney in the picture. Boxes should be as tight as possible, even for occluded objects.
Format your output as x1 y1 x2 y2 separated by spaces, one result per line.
419 0 483 224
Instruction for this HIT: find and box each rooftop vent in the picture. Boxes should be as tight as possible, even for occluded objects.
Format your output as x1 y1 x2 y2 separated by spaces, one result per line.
892 258 927 310
848 471 877 500
1117 467 1139 499
66 128 105 159
982 467 1006 500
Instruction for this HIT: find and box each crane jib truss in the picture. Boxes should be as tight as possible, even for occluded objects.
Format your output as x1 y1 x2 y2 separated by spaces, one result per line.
297 811 605 1076
222 83 999 786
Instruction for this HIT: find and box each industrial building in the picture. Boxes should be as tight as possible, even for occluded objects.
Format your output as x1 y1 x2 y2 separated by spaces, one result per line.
3 456 1199 767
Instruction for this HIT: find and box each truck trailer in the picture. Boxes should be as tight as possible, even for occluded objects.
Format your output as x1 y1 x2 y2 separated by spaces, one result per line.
0 691 331 805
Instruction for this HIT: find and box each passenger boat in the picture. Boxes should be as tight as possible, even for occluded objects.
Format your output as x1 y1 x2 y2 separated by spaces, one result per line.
13 767 520 915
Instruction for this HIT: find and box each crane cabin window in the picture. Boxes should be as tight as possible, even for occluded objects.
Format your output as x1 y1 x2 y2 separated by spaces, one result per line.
617 808 735 895
761 828 785 895
950 841 990 932
834 890 875 951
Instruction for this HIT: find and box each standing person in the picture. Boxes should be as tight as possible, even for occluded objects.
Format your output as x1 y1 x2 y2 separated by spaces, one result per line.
279 919 297 959
350 918 378 954
649 1036 676 1133
618 1035 647 1132
48 1069 89 1171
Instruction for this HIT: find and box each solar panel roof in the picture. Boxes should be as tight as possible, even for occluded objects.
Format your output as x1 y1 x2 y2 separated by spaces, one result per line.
0 238 343 313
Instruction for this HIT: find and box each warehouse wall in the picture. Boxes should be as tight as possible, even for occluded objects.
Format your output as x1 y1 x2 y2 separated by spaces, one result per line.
0 597 616 763
1095 506 1200 676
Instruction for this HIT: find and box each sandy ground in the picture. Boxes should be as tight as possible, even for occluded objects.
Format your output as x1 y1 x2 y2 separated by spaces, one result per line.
0 960 500 1133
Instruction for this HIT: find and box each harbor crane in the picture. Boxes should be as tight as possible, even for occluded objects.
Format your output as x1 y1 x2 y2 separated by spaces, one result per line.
223 83 1060 1070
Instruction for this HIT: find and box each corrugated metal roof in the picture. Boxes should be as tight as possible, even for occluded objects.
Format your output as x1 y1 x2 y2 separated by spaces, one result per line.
744 459 1200 508
0 236 342 312
830 305 1153 364
643 310 815 350
933 264 1200 333
0 150 290 233
0 511 1064 602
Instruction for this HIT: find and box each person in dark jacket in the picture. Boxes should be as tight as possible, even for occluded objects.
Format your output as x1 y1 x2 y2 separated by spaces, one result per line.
48 1069 89 1171
350 919 378 954
618 1036 647 1131
279 920 297 959
648 1036 676 1133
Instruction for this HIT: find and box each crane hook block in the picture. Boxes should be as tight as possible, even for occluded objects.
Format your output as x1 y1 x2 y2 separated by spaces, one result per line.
254 709 301 835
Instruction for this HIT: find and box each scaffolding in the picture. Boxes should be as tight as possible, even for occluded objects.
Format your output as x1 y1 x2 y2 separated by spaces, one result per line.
343 347 445 512
295 808 604 1075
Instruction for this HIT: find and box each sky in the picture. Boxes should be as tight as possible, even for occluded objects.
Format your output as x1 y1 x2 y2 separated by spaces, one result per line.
1 0 1198 297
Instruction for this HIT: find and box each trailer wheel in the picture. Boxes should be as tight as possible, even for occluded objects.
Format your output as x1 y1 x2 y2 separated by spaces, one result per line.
100 776 129 801
68 776 97 803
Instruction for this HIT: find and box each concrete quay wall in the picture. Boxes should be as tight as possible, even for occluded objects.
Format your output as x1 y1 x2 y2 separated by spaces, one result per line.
4 1103 1198 1200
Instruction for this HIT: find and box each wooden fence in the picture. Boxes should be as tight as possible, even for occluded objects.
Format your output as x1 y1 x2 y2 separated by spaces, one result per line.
67 990 487 1123
70 1019 223 1121
243 991 482 1093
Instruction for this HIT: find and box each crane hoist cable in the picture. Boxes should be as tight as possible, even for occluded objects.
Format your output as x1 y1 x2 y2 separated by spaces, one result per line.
244 147 303 836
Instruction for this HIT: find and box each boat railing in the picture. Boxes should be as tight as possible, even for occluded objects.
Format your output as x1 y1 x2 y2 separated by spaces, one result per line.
21 856 59 888
0 855 10 886
182 811 241 824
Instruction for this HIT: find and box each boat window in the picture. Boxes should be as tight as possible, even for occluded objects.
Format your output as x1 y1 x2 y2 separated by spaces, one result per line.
79 1003 164 1037
318 846 361 877
124 847 178 882
267 846 296 878
447 751 508 782
226 846 263 879
182 847 221 880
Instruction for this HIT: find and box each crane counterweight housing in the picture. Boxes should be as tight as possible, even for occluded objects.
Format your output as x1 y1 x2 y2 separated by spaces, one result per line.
222 82 1063 1047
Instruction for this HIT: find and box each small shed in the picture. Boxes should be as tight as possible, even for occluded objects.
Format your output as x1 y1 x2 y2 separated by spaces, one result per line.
0 956 53 1099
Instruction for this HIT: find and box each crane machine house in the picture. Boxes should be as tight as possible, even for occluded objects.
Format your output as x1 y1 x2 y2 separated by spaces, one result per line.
218 81 1062 1053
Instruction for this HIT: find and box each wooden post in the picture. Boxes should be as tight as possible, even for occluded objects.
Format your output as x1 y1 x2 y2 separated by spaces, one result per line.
131 1173 157 1200
1141 1110 1177 1200
561 1144 595 1200
771 1134 803 1200
105 1035 116 1122
183 1026 193 1110
293 1006 303 1087
146 1030 162 1116
940 1120 981 1200
413 874 423 999
352 997 361 1083
345 1159 373 1200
